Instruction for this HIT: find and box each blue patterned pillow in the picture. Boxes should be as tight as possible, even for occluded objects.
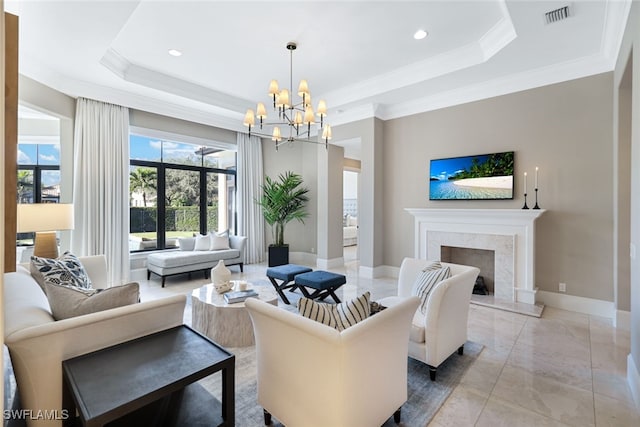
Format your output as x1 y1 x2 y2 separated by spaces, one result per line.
30 252 92 292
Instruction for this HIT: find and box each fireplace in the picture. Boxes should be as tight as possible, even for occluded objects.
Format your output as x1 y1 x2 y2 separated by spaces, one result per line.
441 246 495 293
406 208 545 309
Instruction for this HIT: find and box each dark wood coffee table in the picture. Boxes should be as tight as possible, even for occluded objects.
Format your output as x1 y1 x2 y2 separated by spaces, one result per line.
62 325 234 427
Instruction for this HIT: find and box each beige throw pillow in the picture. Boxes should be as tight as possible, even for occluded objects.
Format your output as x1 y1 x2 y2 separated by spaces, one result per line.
44 281 140 320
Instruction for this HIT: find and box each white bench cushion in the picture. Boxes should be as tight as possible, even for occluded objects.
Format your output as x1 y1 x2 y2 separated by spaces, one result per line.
147 249 240 268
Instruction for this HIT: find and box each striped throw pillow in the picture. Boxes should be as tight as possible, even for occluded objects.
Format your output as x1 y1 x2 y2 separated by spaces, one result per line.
298 292 371 331
412 266 451 314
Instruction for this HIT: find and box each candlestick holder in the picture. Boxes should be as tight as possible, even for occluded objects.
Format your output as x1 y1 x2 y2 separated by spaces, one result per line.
533 188 540 209
522 193 529 210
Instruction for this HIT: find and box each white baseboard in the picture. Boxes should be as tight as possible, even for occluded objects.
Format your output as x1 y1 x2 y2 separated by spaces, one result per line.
289 251 317 266
616 310 631 331
628 354 640 411
358 264 396 278
316 256 344 269
536 290 615 318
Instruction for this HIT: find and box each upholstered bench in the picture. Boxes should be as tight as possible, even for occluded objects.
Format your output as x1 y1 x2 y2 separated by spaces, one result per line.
294 270 346 303
266 264 313 305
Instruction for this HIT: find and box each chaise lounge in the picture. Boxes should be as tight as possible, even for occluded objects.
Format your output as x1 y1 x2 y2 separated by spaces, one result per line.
146 234 247 287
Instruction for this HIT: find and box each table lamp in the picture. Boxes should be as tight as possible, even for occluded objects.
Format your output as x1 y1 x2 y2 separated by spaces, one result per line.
17 203 74 259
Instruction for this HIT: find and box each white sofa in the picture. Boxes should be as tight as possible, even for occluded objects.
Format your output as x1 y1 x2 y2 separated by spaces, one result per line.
3 255 187 427
246 295 420 427
378 258 479 381
146 234 247 287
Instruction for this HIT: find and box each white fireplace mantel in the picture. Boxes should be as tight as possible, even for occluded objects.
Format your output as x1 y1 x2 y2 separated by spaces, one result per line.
406 208 545 305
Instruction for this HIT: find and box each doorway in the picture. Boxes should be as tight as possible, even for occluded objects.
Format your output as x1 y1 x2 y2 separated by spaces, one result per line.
343 170 359 263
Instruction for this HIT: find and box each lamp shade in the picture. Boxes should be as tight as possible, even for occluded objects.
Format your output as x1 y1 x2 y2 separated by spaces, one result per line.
17 203 75 233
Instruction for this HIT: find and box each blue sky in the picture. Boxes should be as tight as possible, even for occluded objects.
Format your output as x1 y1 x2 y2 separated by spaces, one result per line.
17 143 60 166
430 154 490 181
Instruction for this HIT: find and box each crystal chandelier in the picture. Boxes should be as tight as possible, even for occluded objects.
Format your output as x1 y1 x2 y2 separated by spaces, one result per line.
243 42 332 150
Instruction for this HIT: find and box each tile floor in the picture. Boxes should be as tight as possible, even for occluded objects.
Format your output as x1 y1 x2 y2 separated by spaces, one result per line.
138 252 640 427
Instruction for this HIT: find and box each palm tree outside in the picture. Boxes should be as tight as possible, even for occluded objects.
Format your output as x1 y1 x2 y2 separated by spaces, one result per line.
130 167 157 207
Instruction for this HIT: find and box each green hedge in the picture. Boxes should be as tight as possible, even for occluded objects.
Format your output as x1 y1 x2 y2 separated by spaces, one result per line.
130 205 219 233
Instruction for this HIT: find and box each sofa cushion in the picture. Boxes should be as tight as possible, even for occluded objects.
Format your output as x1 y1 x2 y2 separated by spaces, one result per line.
298 292 370 332
146 249 241 268
194 234 211 251
209 233 230 250
412 265 451 315
30 252 92 292
44 281 140 320
377 295 425 343
178 237 196 251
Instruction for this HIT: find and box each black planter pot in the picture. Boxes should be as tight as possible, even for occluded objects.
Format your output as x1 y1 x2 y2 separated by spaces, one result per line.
268 245 289 267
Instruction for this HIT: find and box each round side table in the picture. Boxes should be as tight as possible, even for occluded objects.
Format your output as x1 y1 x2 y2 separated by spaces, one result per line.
191 283 278 347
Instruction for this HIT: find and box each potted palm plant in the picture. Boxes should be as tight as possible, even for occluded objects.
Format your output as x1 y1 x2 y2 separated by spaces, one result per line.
257 171 309 266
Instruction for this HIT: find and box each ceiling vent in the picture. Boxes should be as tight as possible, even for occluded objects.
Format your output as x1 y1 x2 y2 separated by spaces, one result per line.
544 5 571 24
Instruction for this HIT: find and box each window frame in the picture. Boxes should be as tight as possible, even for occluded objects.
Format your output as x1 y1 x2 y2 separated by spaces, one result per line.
129 134 237 253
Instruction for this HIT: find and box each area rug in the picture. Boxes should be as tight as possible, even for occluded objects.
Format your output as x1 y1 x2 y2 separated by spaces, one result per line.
4 283 482 427
185 281 482 427
196 340 482 427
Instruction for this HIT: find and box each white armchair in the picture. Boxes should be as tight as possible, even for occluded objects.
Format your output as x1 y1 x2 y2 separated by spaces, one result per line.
378 258 479 381
245 296 420 427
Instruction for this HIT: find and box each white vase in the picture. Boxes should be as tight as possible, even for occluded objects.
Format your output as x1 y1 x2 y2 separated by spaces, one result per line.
211 259 231 286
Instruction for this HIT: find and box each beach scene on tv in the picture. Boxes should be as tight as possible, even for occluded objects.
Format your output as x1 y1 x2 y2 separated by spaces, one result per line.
429 152 514 200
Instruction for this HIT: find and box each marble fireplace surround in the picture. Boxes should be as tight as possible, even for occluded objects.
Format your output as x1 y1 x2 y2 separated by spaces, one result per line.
406 209 545 308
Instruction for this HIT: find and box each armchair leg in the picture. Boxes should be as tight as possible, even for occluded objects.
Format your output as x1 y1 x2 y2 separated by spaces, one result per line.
428 365 437 381
263 408 271 425
393 407 401 424
458 345 464 355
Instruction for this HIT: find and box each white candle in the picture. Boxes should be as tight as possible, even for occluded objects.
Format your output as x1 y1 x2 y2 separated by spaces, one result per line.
524 172 527 193
535 167 539 189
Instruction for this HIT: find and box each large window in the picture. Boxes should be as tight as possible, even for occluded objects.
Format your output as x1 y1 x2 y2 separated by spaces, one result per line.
17 142 61 245
129 134 236 252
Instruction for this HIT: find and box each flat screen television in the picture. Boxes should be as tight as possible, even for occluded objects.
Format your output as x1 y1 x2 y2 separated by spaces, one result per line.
429 151 514 200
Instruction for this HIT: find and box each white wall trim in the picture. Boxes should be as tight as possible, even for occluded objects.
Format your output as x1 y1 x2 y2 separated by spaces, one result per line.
316 256 344 270
359 264 396 279
615 309 631 331
289 251 317 266
628 354 640 411
536 290 615 319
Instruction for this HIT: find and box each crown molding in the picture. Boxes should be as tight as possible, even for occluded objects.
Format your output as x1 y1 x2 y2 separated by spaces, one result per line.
382 52 612 120
100 48 251 114
600 0 632 65
321 1 515 110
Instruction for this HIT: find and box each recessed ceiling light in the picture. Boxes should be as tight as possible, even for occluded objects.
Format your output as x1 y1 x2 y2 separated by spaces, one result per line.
168 49 182 57
414 29 428 40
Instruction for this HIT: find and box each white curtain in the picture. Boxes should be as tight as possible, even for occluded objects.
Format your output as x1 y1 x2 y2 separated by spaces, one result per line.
237 133 265 264
71 98 130 284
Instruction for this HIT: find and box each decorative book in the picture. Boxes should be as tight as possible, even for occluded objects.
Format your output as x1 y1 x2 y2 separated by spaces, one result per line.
223 289 259 304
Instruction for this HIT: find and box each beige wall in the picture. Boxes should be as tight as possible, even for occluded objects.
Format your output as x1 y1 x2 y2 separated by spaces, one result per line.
261 138 318 254
614 0 640 395
384 72 614 302
317 143 345 262
130 109 236 144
